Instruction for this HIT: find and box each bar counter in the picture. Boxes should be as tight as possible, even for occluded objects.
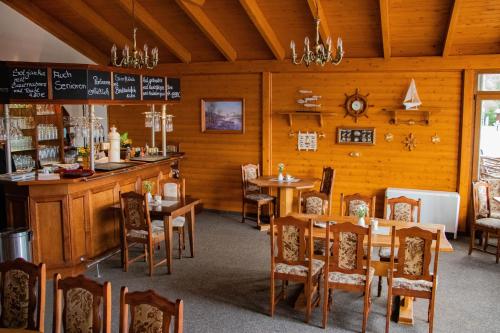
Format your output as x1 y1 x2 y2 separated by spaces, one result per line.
1 154 183 276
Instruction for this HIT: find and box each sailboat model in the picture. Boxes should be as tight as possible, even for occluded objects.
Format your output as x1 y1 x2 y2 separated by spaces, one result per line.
403 79 422 110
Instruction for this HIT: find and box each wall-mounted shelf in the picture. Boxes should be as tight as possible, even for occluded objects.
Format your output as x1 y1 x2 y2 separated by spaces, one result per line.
382 108 439 126
278 111 336 127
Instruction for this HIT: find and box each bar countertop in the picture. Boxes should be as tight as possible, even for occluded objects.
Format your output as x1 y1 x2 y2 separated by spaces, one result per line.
0 153 184 186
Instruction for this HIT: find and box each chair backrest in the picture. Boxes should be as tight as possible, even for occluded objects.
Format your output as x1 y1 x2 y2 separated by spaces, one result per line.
241 163 260 195
120 287 183 333
0 258 45 331
385 196 421 223
389 226 440 283
472 181 491 219
301 191 329 215
53 274 111 333
159 178 186 200
325 222 372 276
120 191 151 233
270 216 313 267
319 166 335 196
340 193 376 218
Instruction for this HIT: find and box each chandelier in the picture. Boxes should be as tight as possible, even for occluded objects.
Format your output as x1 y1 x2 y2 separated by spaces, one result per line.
111 0 158 69
290 2 344 67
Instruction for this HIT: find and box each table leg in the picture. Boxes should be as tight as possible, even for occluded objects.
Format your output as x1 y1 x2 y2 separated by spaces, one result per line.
164 216 173 274
398 297 414 325
188 207 195 258
278 187 294 217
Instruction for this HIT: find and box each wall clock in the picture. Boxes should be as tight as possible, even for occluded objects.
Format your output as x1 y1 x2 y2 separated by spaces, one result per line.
342 89 373 123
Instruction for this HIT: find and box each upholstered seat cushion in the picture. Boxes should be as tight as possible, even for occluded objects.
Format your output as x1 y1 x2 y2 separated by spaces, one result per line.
392 277 433 292
476 217 500 229
378 247 398 258
153 217 186 228
128 220 164 239
245 193 274 201
328 267 375 286
274 259 324 277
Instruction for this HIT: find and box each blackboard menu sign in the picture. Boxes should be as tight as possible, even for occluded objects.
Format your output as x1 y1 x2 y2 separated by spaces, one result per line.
8 67 48 99
167 78 181 101
113 73 140 100
87 70 111 100
52 68 88 100
0 63 8 103
142 76 166 100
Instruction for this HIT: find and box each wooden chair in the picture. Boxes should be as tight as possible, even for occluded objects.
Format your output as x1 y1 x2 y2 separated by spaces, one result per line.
384 196 422 223
322 222 373 332
0 258 45 331
385 226 440 333
378 195 422 296
469 181 500 263
120 191 167 276
241 163 276 230
340 193 376 218
298 166 336 214
300 191 329 255
120 287 183 333
53 274 111 333
158 177 187 259
270 216 323 323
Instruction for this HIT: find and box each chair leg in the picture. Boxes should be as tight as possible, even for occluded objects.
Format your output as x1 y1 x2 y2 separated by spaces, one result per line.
377 276 383 297
148 243 154 276
362 285 371 333
305 279 312 323
496 236 500 264
178 227 183 260
484 232 489 251
241 201 245 223
468 225 475 255
256 203 261 228
385 291 393 333
123 240 129 272
322 286 331 328
270 275 275 317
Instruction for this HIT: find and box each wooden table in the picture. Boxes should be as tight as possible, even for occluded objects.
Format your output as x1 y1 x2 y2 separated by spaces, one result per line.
115 196 201 274
249 176 318 217
290 213 453 325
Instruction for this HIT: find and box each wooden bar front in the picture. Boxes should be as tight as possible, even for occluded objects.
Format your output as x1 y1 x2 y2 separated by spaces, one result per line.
1 156 183 276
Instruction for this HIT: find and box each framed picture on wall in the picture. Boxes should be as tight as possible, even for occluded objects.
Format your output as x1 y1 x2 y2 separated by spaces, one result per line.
201 98 245 133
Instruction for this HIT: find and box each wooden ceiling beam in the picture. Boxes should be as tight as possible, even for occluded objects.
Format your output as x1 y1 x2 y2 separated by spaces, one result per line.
306 0 330 43
117 0 191 64
379 0 391 59
239 0 285 60
443 0 463 57
63 0 131 48
187 0 205 5
175 0 237 62
1 0 108 64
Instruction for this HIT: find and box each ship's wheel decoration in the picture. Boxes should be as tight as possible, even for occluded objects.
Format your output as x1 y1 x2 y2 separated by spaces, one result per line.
341 89 373 123
403 132 417 151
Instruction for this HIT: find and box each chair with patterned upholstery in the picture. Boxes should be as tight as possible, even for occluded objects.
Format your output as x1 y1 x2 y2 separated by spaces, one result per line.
299 166 336 214
241 163 276 230
53 274 111 333
340 193 376 218
0 258 45 331
119 287 183 333
377 195 422 296
120 191 167 276
270 216 323 323
469 181 500 263
300 191 329 254
322 222 373 332
385 226 440 333
158 177 187 259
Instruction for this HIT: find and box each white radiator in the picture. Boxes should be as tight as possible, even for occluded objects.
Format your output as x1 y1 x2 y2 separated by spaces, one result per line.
385 188 460 239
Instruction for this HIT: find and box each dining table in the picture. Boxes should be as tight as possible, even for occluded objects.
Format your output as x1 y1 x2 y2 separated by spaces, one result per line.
114 195 201 274
248 176 319 217
288 213 453 326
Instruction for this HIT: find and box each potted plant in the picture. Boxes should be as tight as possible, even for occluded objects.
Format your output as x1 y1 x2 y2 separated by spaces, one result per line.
143 181 154 202
355 205 368 226
277 163 285 181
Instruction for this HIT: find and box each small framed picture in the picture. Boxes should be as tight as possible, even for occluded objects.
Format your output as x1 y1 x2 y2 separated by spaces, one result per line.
337 127 376 145
201 98 245 133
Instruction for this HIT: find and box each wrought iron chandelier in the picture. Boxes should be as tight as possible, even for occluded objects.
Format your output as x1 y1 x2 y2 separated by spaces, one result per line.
111 0 158 69
290 1 344 67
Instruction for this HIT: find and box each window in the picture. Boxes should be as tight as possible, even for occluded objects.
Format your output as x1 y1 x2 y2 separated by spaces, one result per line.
478 73 500 91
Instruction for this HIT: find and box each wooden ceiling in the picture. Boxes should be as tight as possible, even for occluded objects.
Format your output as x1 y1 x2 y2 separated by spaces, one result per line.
3 0 500 65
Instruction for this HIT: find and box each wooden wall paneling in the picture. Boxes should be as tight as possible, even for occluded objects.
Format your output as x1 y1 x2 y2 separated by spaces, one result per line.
271 71 462 224
457 69 475 231
262 72 272 175
89 183 120 257
4 191 29 229
68 190 90 264
29 195 70 267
